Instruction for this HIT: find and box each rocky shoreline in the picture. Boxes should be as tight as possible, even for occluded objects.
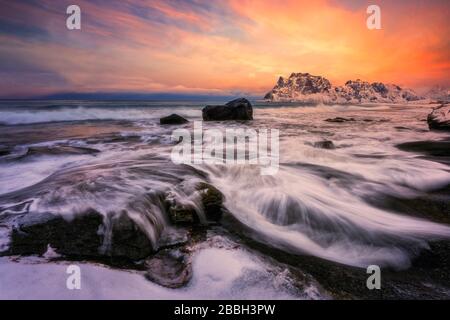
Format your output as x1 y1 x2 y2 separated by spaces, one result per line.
1 99 449 299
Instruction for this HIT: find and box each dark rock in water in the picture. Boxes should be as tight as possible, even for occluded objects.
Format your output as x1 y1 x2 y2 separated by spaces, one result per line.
10 209 103 257
427 104 450 131
396 140 450 158
160 114 188 125
26 145 100 157
9 209 154 261
313 140 335 149
197 182 225 222
395 126 412 131
144 249 192 288
166 182 225 225
157 228 189 250
202 98 253 121
108 211 154 260
324 117 355 123
396 140 450 166
166 197 198 225
366 184 450 225
0 146 11 157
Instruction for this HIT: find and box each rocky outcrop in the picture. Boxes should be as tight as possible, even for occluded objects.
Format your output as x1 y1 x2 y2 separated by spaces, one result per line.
196 183 224 222
9 209 153 261
10 210 104 258
264 73 422 103
264 73 332 101
108 211 154 260
202 98 253 121
166 183 225 224
160 114 188 125
427 104 450 131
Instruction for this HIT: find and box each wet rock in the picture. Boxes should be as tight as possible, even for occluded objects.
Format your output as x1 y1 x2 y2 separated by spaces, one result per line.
144 249 192 288
157 228 189 249
168 206 198 225
166 183 225 225
396 140 450 158
9 209 154 261
166 197 198 225
395 126 411 131
313 140 335 149
366 184 450 225
0 145 11 157
202 98 253 121
10 209 103 257
26 145 100 156
427 104 450 131
160 114 188 125
324 117 355 123
108 211 154 260
197 182 225 222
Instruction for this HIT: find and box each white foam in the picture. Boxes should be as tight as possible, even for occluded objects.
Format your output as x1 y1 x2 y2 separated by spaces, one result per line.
0 246 313 300
0 107 201 125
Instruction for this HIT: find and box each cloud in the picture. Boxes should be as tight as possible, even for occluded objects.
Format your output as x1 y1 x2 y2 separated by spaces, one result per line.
0 0 448 98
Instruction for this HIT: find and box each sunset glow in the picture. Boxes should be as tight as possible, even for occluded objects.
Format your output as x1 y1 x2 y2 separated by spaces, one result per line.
0 0 449 98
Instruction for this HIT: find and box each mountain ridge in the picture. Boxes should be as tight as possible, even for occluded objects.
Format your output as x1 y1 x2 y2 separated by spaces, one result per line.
264 73 423 103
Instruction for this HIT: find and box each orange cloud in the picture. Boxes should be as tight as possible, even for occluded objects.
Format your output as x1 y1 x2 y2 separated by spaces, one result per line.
0 0 448 97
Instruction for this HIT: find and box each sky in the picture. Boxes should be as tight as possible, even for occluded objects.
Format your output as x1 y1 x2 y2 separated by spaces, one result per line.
0 0 449 98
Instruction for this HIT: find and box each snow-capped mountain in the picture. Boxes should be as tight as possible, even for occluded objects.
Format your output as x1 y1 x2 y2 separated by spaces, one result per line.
264 73 422 103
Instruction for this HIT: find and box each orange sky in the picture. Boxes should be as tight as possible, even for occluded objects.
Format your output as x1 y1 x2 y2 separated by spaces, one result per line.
0 0 449 97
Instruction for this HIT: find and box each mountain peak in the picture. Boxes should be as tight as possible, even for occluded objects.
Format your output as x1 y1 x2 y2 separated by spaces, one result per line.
265 73 422 103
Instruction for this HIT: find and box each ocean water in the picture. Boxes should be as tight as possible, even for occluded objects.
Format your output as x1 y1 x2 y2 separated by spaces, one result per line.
0 100 449 299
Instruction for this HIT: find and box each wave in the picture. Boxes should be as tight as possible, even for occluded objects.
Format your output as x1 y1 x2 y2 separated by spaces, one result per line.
0 106 202 125
198 163 450 269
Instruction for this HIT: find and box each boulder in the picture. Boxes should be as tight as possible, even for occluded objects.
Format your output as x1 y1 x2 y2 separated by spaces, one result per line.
10 210 103 257
427 104 450 131
166 182 225 224
166 201 198 225
108 211 154 260
160 114 188 125
144 249 192 288
197 183 224 222
202 98 253 121
313 140 335 149
9 209 154 261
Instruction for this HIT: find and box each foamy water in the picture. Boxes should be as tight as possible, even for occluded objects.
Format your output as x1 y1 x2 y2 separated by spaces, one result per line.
0 100 449 297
